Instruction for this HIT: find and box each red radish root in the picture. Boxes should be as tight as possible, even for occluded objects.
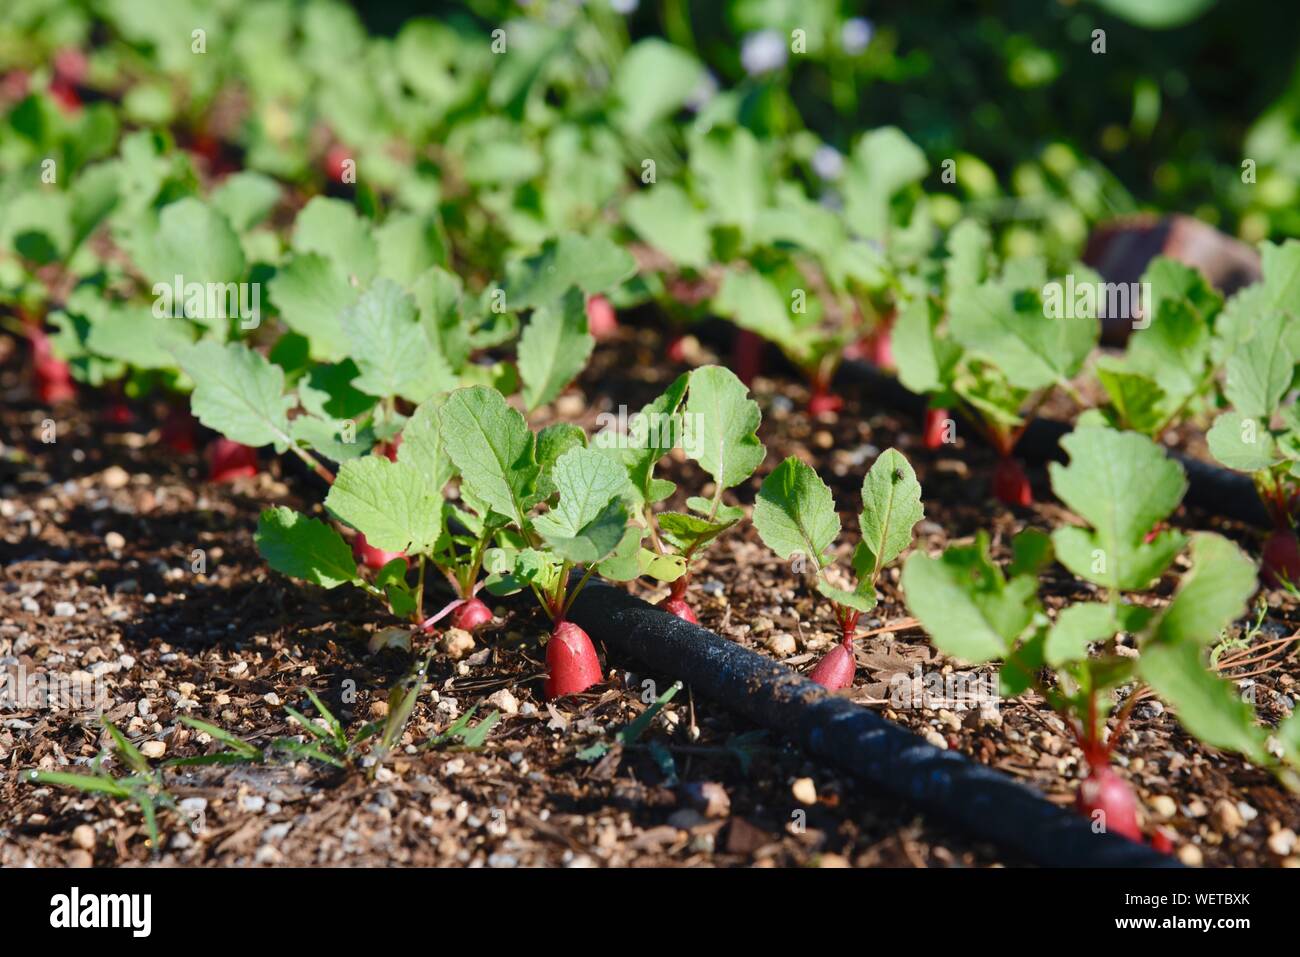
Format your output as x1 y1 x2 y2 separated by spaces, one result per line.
732 328 763 386
376 432 403 462
665 333 690 364
324 145 353 184
544 620 603 699
923 408 951 449
161 407 198 454
452 596 495 631
808 383 843 416
658 578 699 624
864 325 893 369
585 294 618 339
807 641 855 690
1149 828 1174 855
1075 764 1142 842
352 533 407 571
28 327 75 404
992 456 1032 507
659 597 698 624
103 400 135 425
1262 529 1300 588
205 438 259 483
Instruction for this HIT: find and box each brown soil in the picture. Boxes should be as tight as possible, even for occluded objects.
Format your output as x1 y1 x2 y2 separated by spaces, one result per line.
1 325 1296 868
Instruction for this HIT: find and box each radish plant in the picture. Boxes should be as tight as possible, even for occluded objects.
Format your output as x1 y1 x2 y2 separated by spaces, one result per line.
440 385 633 698
902 426 1275 841
1089 256 1225 437
895 220 1099 504
624 124 931 411
595 365 765 623
753 449 923 689
1203 242 1300 586
251 383 518 633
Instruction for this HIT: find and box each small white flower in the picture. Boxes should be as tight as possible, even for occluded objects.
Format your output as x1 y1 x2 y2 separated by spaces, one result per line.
610 0 638 14
685 71 718 112
841 17 874 55
812 145 844 181
741 30 788 76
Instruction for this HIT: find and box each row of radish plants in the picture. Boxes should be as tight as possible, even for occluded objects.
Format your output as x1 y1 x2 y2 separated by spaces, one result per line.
5 5 1300 850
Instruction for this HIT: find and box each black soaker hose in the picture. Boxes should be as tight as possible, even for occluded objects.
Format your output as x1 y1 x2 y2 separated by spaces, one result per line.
836 360 1272 528
566 582 1177 868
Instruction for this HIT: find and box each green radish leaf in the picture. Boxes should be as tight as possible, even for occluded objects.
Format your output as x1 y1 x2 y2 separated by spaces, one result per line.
518 288 593 411
857 448 924 577
595 372 690 506
1215 240 1300 360
1207 412 1281 472
1141 256 1222 323
1124 298 1211 407
255 507 359 588
686 497 744 524
1048 427 1188 591
69 161 120 249
87 308 195 370
637 549 688 582
325 456 441 554
713 269 805 364
291 196 377 283
753 456 839 567
211 170 281 232
289 415 373 463
999 628 1047 697
439 386 539 527
1045 602 1117 667
816 581 877 614
537 422 588 499
399 395 456 494
893 294 959 396
657 511 737 553
1139 641 1268 763
145 197 245 292
623 183 712 269
375 212 447 285
1147 533 1257 648
413 266 472 371
342 278 455 403
297 361 374 421
595 526 649 582
1008 529 1054 577
506 233 636 310
613 39 706 134
945 219 992 294
533 447 630 564
268 253 357 362
684 365 765 491
950 274 1098 390
1094 358 1170 435
690 126 767 233
484 547 561 595
901 533 1040 663
841 126 928 240
174 341 295 451
1223 312 1295 420
386 581 417 618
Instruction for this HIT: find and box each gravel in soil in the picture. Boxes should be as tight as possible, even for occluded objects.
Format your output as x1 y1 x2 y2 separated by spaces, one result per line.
2 327 1297 867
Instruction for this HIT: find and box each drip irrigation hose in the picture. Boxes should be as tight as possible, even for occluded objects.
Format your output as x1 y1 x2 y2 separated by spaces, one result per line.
835 359 1272 527
566 582 1177 868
